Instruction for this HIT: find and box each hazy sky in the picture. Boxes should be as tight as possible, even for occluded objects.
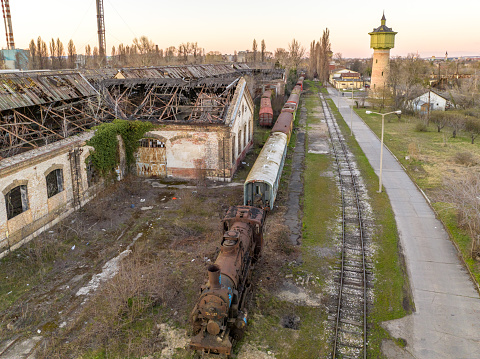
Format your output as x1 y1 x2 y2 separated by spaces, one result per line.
6 0 480 58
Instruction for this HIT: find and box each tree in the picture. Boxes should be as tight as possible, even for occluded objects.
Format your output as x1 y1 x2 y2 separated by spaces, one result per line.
465 116 480 144
165 46 176 63
308 40 317 78
93 47 99 68
430 111 449 132
274 48 289 68
133 36 156 66
261 40 266 62
178 42 192 63
192 42 200 64
37 36 48 69
67 39 76 69
49 38 57 69
317 28 331 84
442 174 480 258
447 112 465 138
252 39 257 63
288 38 305 70
56 38 65 69
29 39 38 69
85 45 92 68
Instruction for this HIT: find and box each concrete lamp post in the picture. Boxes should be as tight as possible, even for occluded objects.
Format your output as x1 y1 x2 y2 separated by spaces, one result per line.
365 110 401 193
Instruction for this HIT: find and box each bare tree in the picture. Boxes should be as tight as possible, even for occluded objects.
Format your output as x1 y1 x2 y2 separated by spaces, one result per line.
443 174 480 258
29 39 38 70
447 112 466 138
93 47 99 68
274 48 289 68
252 39 257 63
49 38 57 69
67 39 76 69
317 28 331 84
56 38 65 69
261 39 266 62
37 37 48 69
308 40 317 78
85 44 92 68
430 111 449 132
165 46 176 63
192 42 200 64
288 38 305 70
465 116 480 144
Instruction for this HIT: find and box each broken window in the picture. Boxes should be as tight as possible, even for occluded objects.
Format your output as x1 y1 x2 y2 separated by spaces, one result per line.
5 185 29 220
46 169 64 198
86 156 99 188
232 135 236 164
140 138 165 148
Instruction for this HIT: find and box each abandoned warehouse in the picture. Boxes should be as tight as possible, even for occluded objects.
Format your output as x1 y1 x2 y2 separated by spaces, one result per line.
0 64 285 255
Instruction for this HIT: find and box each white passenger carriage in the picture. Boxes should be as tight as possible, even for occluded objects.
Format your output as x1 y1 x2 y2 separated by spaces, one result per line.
244 132 288 210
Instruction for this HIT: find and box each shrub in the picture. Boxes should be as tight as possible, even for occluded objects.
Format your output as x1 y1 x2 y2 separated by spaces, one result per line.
414 122 428 132
453 152 478 167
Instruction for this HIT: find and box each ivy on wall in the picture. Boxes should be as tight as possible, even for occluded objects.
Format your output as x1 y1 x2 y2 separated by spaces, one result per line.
86 119 154 176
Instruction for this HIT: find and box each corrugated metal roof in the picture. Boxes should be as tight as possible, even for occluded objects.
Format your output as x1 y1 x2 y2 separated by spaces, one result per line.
117 64 238 80
0 72 97 111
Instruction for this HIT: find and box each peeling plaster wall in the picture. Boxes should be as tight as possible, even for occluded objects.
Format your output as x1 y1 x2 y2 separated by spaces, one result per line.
139 77 255 182
0 133 98 256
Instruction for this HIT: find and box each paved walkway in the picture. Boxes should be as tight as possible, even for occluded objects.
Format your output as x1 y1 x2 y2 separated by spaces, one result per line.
328 87 480 359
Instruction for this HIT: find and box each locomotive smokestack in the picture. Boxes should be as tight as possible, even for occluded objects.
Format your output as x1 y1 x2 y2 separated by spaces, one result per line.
208 264 221 289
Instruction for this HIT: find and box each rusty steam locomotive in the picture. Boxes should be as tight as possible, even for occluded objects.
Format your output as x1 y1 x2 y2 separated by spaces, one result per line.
190 206 265 356
190 75 304 357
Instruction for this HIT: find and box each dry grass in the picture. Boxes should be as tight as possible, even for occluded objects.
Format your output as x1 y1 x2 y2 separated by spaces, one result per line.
356 109 480 191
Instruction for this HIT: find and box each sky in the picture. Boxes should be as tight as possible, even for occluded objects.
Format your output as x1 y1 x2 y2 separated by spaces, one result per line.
5 0 480 58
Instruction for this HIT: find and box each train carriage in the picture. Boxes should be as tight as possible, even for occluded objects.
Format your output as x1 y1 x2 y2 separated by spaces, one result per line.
259 90 274 127
244 132 288 210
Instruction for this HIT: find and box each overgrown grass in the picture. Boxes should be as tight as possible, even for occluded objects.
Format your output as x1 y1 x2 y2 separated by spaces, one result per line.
329 99 409 357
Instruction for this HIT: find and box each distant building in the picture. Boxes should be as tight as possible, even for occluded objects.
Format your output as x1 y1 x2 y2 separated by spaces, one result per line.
0 49 29 70
409 90 451 113
330 69 365 89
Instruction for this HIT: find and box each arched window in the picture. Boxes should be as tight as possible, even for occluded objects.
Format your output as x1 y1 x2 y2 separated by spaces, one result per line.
46 169 64 198
5 185 29 220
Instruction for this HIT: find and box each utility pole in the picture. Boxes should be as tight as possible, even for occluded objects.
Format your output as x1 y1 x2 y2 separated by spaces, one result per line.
96 0 106 67
1 0 15 50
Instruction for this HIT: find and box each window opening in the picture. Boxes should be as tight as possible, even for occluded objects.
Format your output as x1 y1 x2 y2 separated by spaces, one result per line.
238 130 242 155
86 156 99 187
5 185 29 220
46 169 64 198
140 138 165 148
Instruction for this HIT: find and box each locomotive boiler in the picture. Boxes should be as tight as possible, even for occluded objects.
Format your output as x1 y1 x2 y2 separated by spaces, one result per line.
190 206 266 357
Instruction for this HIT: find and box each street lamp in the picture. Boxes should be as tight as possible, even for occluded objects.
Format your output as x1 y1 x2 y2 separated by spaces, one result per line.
365 110 401 193
350 87 354 136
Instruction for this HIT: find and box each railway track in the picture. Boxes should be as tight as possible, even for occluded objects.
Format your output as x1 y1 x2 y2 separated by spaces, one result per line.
320 94 370 359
